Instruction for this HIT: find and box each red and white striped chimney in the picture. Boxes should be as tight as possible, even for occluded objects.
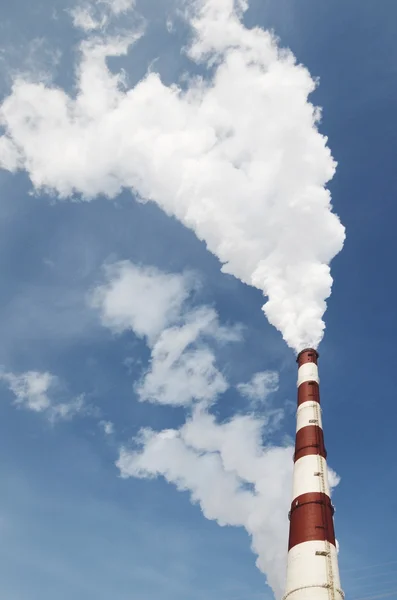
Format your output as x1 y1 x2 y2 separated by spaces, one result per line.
283 349 344 600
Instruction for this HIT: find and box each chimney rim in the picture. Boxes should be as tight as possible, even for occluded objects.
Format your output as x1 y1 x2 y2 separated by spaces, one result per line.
296 348 319 363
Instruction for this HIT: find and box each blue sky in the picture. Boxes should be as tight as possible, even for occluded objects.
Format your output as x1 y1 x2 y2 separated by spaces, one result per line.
0 1 396 600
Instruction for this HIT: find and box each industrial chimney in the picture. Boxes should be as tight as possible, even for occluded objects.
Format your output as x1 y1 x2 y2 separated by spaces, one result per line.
283 349 344 600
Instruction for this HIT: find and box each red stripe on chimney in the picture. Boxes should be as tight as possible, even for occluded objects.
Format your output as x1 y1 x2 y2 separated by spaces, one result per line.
296 348 319 367
288 492 336 550
294 425 327 462
298 381 320 406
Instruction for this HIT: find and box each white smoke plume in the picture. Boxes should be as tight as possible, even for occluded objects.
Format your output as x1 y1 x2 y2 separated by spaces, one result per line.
92 260 294 596
118 411 294 599
91 261 341 598
0 0 345 352
118 417 341 598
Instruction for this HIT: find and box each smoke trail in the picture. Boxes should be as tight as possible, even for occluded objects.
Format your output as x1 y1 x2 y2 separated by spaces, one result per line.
91 260 341 598
0 0 345 352
92 260 294 597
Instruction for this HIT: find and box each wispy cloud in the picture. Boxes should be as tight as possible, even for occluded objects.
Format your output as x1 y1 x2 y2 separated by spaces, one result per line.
99 420 115 435
70 0 138 32
1 370 55 412
135 307 232 406
237 371 279 403
70 0 136 33
90 261 192 343
0 369 88 422
91 260 240 406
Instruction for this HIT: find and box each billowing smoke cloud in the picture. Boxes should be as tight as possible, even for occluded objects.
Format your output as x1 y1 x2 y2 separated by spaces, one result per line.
0 0 345 351
118 412 294 599
91 260 341 598
92 260 294 596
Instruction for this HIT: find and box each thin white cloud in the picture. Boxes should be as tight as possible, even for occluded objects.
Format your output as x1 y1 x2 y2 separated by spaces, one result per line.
328 468 341 489
70 0 137 32
0 136 19 171
237 371 279 402
100 420 115 435
50 394 87 422
136 307 231 406
90 261 191 343
0 370 87 422
71 7 107 32
102 0 136 14
92 261 239 405
0 370 54 412
16 38 62 84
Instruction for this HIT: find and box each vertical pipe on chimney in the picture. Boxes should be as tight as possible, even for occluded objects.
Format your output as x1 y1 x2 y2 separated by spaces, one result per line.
283 349 344 600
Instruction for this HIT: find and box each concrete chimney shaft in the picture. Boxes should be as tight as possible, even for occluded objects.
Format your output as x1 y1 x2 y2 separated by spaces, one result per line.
283 349 344 600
